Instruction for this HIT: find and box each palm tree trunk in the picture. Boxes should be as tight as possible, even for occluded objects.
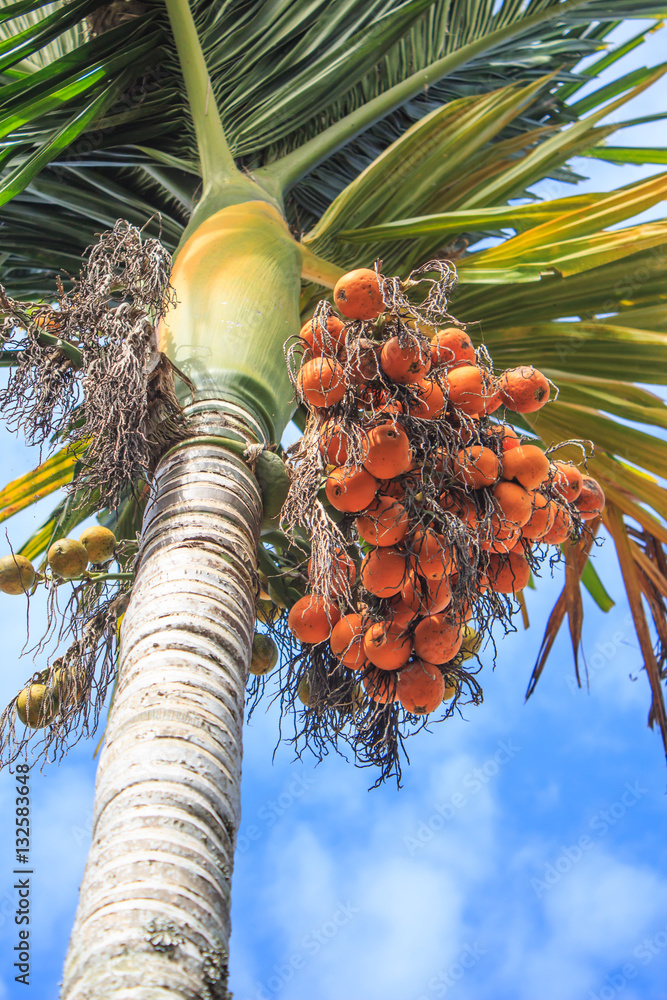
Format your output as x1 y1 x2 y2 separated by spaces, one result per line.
61 401 264 1000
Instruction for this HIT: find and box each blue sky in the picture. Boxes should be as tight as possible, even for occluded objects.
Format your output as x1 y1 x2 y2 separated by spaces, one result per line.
1 17 667 1000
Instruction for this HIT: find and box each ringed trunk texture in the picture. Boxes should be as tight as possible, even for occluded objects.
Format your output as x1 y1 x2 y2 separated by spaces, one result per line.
61 404 263 1000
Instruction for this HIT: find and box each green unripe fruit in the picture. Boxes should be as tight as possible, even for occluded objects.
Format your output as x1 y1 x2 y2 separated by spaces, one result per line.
249 633 279 676
48 539 89 579
52 666 87 707
79 525 116 564
267 583 287 609
443 682 457 701
460 625 482 661
255 598 281 625
0 554 36 595
16 684 58 728
255 450 290 527
297 674 312 707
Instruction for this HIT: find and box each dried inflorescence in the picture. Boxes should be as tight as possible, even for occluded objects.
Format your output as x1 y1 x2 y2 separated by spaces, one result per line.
0 220 187 508
0 521 136 769
0 584 130 769
274 261 604 785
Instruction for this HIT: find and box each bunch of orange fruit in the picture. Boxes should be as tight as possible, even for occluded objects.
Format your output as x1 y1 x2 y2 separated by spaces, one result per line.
287 267 605 717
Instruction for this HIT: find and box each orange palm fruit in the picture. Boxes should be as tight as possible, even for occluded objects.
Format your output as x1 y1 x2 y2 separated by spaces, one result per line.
452 445 500 488
574 477 605 520
297 357 346 408
308 548 356 592
445 410 482 446
542 504 572 544
487 551 531 594
440 491 478 530
445 365 498 416
33 312 62 331
325 465 377 512
406 377 446 418
510 532 526 551
489 516 520 542
411 528 455 579
333 268 384 320
318 419 349 465
430 448 450 483
300 314 346 355
288 595 341 643
381 477 407 500
356 495 408 546
481 528 522 554
347 337 381 384
485 390 503 415
522 493 557 540
386 599 417 630
362 421 412 478
493 481 533 527
360 547 406 597
362 666 398 704
551 461 583 502
430 328 476 370
380 335 431 384
330 613 367 669
364 621 412 670
376 398 404 419
501 444 550 490
488 424 521 451
499 366 550 413
447 582 472 622
413 615 462 663
397 659 445 714
400 572 452 615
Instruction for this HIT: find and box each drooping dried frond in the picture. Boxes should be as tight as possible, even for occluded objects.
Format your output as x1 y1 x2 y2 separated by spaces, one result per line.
0 220 187 508
603 507 667 760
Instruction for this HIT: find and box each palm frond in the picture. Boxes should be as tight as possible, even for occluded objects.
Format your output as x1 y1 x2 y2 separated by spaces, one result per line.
0 0 665 750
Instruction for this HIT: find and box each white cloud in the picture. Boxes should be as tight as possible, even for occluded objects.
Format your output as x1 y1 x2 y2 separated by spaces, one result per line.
544 854 667 957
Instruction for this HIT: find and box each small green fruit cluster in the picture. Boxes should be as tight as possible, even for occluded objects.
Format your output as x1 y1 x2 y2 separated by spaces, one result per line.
249 633 279 676
15 664 87 729
0 526 117 595
16 684 58 729
48 526 117 579
0 555 35 595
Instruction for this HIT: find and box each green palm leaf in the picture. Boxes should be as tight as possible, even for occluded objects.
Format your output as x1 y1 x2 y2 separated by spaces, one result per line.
0 442 83 523
0 0 666 745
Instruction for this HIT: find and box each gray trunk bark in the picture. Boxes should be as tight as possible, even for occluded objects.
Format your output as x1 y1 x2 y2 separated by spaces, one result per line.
61 401 263 1000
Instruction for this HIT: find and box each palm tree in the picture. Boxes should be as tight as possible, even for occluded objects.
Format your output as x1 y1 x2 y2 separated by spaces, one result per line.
1 0 666 996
